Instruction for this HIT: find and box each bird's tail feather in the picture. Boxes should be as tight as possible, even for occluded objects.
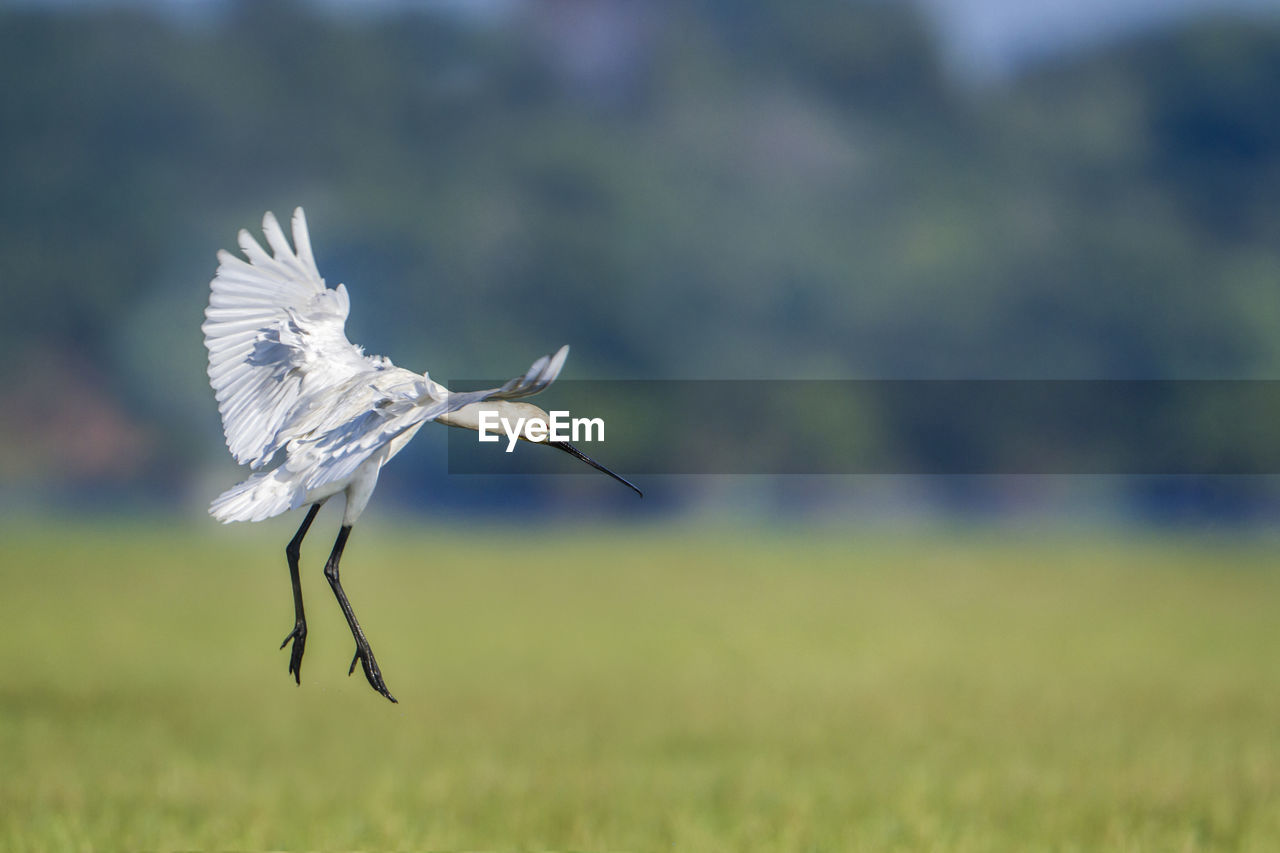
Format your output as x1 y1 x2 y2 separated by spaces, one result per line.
210 469 303 523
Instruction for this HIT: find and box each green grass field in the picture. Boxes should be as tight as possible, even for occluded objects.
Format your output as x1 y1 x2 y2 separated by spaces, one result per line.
3 520 1280 851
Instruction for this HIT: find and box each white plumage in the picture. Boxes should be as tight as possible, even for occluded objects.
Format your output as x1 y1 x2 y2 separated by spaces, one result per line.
203 207 569 526
201 208 633 702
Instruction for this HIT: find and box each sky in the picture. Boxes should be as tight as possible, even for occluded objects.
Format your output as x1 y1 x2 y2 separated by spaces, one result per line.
9 0 1280 81
916 0 1280 79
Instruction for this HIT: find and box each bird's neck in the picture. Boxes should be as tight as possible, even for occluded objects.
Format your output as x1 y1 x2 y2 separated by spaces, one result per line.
437 400 548 438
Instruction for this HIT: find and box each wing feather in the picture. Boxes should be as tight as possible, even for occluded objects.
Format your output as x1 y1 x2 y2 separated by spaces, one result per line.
485 344 570 400
203 207 380 469
291 207 318 273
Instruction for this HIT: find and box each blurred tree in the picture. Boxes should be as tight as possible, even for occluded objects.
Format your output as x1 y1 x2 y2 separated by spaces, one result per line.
1 2 1279 511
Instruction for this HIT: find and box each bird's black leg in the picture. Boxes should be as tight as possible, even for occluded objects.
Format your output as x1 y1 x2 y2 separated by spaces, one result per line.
323 525 397 703
280 503 322 684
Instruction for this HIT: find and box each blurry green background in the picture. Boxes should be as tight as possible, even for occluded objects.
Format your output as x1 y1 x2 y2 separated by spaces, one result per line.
4 0 1280 518
5 1 1280 850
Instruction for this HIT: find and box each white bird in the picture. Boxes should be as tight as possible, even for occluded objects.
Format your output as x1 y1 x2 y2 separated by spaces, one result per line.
203 207 640 702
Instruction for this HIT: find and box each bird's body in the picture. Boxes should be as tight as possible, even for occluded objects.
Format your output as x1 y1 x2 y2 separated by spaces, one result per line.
203 208 638 701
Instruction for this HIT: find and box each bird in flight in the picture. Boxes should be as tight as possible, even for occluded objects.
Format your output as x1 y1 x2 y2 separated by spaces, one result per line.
203 208 640 702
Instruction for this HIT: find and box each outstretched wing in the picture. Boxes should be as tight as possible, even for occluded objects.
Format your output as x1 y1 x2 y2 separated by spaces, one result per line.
482 344 570 401
203 208 382 470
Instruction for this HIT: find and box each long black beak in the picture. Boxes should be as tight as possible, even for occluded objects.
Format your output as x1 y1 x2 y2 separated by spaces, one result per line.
550 441 643 497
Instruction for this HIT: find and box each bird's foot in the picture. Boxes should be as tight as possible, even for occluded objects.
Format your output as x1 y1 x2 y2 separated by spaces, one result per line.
349 642 397 703
280 620 307 684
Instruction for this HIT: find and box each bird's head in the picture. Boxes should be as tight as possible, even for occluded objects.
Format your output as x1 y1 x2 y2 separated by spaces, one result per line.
439 400 642 497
